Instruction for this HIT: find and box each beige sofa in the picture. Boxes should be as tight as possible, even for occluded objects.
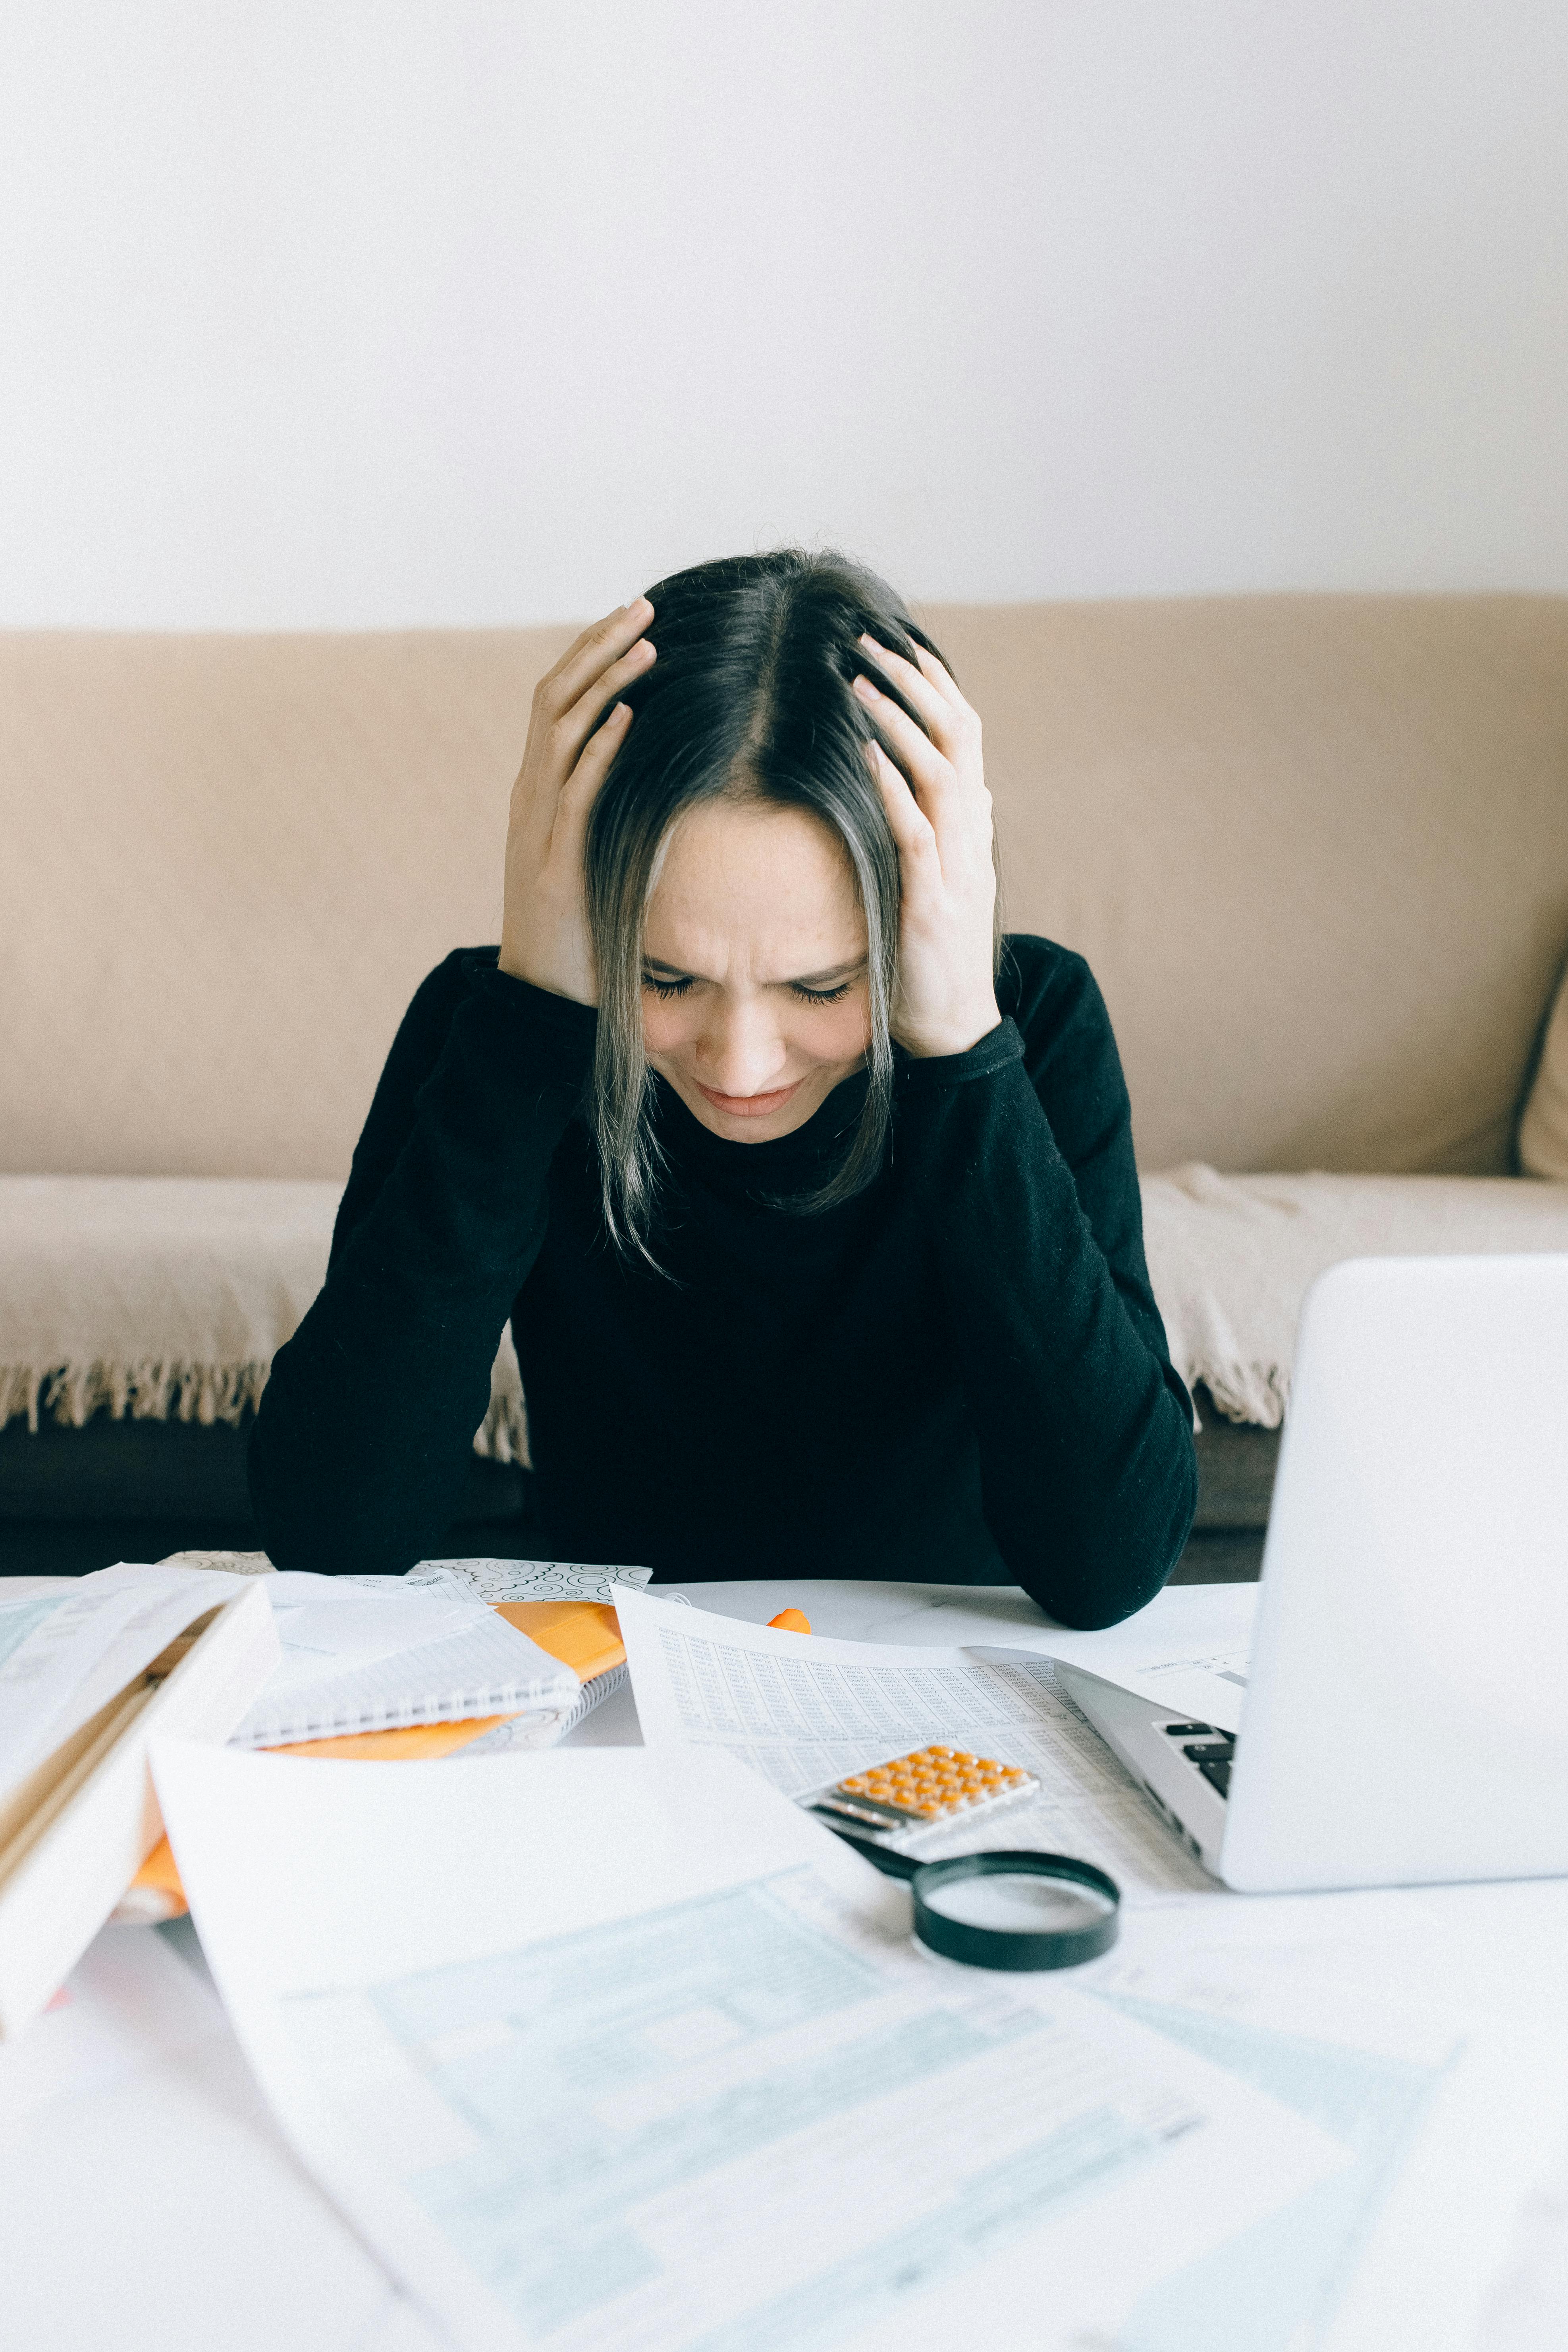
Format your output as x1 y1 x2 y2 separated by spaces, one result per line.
4 595 1568 1573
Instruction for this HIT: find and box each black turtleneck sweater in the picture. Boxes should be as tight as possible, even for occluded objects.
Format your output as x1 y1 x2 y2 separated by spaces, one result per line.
248 936 1196 1627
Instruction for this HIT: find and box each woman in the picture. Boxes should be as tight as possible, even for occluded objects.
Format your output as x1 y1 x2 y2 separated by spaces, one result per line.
250 551 1196 1627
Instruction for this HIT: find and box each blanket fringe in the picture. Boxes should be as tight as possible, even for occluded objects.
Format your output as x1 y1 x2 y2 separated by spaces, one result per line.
1 1356 536 1464
1182 1353 1290 1429
0 1358 275 1434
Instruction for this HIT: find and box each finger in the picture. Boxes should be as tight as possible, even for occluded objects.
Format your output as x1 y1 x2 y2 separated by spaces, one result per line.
536 604 637 702
867 740 941 881
544 608 623 680
553 700 632 847
549 636 656 776
909 641 971 715
852 673 955 807
860 635 977 758
857 634 955 732
537 596 654 720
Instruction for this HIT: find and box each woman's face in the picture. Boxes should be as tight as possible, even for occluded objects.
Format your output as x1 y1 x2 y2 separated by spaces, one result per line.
640 799 872 1143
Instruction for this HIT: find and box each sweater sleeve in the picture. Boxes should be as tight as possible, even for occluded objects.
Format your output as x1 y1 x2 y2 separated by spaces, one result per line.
893 942 1197 1628
248 949 597 1573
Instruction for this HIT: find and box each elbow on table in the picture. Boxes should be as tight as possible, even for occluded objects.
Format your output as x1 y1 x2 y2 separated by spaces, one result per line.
1009 1430 1200 1632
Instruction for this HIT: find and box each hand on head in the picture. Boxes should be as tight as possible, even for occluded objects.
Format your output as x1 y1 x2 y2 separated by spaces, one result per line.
498 600 656 1003
852 640 1001 1060
499 585 1001 1127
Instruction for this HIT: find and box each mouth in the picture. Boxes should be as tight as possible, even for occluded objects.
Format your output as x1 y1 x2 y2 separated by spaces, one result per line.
695 1080 802 1119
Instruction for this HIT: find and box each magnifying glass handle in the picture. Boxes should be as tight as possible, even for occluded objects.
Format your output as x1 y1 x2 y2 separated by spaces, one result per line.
813 1819 920 1880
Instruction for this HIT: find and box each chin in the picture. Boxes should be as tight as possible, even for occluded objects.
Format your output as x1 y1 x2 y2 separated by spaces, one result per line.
682 1072 833 1140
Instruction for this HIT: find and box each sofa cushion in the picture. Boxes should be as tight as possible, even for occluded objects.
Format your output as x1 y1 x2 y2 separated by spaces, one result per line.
1142 1165 1568 1426
1519 959 1568 1181
930 595 1568 1177
0 1177 526 1461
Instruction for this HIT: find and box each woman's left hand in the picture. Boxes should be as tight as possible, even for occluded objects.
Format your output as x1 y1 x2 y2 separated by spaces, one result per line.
853 637 1001 1059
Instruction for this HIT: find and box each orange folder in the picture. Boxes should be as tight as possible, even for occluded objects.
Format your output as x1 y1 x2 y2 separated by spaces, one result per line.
125 1598 628 1920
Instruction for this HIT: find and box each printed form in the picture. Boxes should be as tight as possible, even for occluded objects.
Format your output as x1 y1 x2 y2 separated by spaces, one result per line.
615 1590 1216 1902
151 1741 1345 2352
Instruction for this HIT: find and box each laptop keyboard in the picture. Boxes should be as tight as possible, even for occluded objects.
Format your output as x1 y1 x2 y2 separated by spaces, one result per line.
1163 1721 1235 1799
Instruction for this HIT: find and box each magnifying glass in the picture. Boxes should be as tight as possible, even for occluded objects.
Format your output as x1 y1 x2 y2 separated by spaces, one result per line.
827 1829 1121 1970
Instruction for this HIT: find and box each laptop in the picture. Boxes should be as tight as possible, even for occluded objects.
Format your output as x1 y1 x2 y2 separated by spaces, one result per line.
1057 1254 1568 1894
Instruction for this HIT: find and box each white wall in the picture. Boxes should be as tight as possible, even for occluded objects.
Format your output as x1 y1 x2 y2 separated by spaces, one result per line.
3 1 1565 628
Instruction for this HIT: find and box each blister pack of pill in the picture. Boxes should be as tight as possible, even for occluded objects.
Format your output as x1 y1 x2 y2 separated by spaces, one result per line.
802 1744 1040 1843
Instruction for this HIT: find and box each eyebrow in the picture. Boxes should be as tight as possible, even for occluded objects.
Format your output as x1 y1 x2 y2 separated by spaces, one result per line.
642 954 868 989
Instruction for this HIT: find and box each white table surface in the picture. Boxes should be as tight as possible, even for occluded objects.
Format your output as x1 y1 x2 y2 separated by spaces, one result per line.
3 1579 1564 2352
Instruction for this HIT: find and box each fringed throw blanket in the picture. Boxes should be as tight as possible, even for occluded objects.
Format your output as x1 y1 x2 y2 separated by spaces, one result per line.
8 1167 1566 1459
1141 1164 1568 1426
0 1177 527 1462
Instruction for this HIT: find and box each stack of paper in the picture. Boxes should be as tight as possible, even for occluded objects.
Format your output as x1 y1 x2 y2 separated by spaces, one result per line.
0 1566 278 2037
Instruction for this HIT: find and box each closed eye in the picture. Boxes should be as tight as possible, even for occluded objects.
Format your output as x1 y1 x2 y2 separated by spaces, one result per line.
641 969 862 1004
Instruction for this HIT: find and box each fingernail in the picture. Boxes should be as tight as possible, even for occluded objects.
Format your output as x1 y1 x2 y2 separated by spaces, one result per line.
852 674 878 698
613 701 631 718
633 595 654 617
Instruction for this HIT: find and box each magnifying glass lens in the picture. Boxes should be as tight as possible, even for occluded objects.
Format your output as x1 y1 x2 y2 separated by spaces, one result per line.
919 1872 1114 1936
909 1852 1121 1969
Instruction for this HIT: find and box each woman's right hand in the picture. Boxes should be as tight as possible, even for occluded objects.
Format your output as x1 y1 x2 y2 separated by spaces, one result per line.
498 598 655 1003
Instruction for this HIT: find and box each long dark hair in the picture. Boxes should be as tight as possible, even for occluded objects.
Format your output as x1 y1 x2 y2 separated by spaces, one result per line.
584 548 955 1260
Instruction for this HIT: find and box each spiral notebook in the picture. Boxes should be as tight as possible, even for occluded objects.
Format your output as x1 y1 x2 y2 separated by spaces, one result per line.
228 1579 581 1750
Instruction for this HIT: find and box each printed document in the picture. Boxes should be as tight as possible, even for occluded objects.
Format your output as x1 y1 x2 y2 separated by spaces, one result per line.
615 1590 1214 1901
151 1740 1346 2352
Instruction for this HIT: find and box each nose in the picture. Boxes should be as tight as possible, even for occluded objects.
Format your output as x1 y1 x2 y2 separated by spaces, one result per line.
693 992 789 1097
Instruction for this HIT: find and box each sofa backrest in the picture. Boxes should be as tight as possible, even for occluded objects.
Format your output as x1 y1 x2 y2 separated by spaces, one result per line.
4 596 1566 1180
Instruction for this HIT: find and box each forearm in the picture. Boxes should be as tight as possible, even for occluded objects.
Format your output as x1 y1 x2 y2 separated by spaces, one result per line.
249 967 595 1573
896 1032 1197 1627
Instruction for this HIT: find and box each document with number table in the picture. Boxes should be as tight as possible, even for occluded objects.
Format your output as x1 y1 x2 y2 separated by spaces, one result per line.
615 1589 1217 1902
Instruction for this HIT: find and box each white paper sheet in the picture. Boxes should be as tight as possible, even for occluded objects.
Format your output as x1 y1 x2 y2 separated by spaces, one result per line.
257 1573 484 1696
615 1589 1216 1902
0 1924 437 2352
1100 1650 1252 1736
0 1562 252 1796
151 1738 1347 2352
1468 2135 1568 2352
1015 1586 1259 1736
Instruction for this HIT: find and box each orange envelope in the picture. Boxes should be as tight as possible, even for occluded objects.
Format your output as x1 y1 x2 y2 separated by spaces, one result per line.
125 1600 626 1918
